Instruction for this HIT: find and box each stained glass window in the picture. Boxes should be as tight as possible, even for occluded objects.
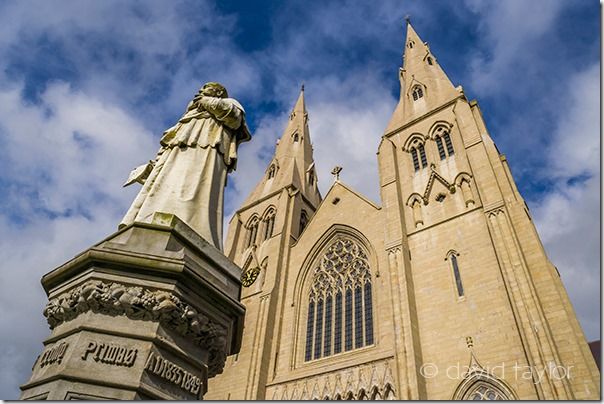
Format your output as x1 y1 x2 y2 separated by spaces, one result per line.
305 237 373 361
304 301 314 361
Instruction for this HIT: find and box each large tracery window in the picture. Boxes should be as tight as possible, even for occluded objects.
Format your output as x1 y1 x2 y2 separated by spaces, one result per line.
304 238 374 362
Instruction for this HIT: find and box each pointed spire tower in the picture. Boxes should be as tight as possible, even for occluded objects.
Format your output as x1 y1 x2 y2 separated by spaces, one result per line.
243 86 321 207
384 19 461 133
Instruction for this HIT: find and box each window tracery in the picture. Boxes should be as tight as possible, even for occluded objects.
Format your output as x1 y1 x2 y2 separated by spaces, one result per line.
305 238 374 362
412 86 424 101
465 384 506 400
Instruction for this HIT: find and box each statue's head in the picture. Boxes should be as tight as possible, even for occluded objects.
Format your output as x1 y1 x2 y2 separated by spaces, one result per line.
200 82 228 98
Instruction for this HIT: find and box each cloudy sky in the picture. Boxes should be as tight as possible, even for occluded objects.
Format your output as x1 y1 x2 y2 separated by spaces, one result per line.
0 0 599 398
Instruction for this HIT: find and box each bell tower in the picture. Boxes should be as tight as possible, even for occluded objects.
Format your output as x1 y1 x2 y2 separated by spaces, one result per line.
206 87 322 399
377 21 599 399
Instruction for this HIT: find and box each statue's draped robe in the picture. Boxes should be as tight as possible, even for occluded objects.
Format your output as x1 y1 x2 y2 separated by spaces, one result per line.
121 97 251 250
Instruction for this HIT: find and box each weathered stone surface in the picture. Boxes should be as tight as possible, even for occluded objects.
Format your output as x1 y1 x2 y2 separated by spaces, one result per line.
20 213 244 400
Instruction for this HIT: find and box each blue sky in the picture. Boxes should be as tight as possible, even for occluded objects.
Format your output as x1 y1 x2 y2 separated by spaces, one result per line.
0 0 599 398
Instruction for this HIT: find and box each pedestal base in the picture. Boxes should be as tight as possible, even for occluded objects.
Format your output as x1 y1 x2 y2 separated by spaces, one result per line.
20 213 245 400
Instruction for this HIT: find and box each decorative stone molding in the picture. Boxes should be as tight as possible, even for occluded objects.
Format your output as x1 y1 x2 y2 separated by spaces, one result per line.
421 164 456 205
270 358 396 400
43 280 228 377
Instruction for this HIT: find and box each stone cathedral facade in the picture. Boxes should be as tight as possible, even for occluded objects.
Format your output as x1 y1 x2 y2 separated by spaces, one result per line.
206 23 600 400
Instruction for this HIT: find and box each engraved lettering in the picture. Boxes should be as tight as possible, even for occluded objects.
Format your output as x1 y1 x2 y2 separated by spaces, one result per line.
144 352 203 396
39 342 69 368
124 349 137 367
82 341 97 361
81 340 137 367
94 343 105 361
115 346 126 364
102 345 118 364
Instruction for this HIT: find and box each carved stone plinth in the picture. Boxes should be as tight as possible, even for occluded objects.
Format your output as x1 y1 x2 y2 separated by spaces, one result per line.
20 213 245 400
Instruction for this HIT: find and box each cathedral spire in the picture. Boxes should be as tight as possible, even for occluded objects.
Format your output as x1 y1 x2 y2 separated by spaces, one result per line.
384 21 461 134
241 87 321 208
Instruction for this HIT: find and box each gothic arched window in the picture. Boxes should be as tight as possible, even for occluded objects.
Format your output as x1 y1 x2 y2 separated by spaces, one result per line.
304 238 374 362
293 133 299 142
412 86 424 101
410 147 420 171
245 216 259 248
408 137 427 172
456 379 515 401
268 164 277 179
427 56 433 65
434 126 454 160
447 251 464 298
263 208 276 241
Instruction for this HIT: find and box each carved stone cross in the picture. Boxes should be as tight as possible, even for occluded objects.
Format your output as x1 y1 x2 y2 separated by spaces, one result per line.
331 166 342 181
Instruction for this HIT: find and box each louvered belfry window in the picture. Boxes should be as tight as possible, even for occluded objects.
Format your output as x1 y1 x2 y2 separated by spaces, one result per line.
304 238 374 361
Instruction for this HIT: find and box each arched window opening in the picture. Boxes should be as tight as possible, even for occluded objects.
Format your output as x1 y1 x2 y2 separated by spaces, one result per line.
268 164 276 179
293 133 299 142
448 253 464 297
427 56 433 65
410 147 420 171
304 238 374 362
309 170 315 186
412 86 424 101
435 136 446 160
300 210 309 235
408 40 415 49
409 138 427 172
245 217 259 248
263 209 276 241
434 127 455 159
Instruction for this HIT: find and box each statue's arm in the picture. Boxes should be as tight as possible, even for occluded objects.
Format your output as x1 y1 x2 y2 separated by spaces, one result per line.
197 96 243 130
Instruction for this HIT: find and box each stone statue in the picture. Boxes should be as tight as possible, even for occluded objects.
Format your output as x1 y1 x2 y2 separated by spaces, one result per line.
121 82 251 250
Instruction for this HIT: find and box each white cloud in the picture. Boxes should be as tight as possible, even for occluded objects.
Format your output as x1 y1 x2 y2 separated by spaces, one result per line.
532 63 600 340
464 0 565 95
0 1 598 399
0 80 158 397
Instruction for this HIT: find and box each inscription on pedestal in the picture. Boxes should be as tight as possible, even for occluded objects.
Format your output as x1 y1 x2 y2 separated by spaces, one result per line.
81 341 138 367
144 352 202 396
39 342 69 368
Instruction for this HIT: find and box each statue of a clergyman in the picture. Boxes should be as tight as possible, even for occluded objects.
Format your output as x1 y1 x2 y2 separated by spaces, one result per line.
120 82 251 250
